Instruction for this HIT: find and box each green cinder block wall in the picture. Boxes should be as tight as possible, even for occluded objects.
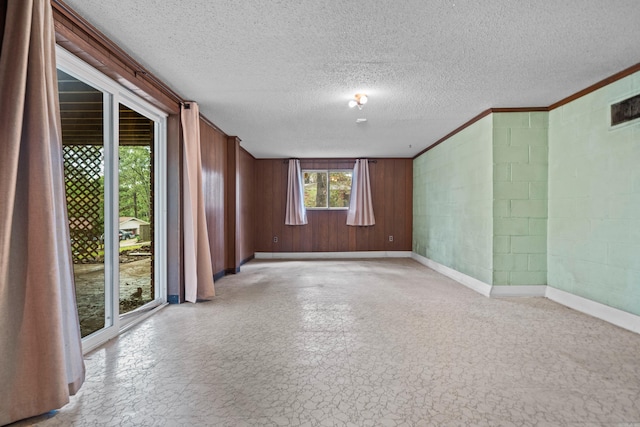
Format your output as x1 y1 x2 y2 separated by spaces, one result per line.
413 115 494 284
413 70 639 318
548 71 640 316
493 112 548 286
413 112 549 287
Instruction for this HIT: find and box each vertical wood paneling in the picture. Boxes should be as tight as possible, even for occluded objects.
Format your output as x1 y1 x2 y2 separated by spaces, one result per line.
254 160 273 251
391 160 402 250
404 160 413 249
254 158 413 252
200 119 227 276
372 160 385 247
384 160 395 250
225 137 236 271
226 137 248 272
237 147 255 263
199 122 214 267
273 162 287 251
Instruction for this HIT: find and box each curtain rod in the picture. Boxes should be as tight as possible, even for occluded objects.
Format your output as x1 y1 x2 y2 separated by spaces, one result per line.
282 159 378 164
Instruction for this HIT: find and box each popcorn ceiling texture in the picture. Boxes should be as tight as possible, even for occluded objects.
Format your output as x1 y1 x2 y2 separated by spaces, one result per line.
62 0 640 158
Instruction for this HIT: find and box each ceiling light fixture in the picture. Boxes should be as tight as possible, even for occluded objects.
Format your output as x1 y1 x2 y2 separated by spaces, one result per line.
348 93 368 110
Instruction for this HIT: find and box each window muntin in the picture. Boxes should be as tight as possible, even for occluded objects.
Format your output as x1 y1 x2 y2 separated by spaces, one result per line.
303 169 352 209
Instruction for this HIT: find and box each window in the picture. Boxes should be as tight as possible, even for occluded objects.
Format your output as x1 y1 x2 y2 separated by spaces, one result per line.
303 170 352 209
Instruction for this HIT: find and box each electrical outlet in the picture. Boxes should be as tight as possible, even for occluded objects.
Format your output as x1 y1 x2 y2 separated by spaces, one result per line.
389 235 394 242
273 236 278 243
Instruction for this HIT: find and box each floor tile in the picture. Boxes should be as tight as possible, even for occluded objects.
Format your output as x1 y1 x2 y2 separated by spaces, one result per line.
16 258 640 426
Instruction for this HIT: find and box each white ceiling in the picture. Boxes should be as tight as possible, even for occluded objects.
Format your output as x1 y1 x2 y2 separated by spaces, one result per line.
63 0 640 159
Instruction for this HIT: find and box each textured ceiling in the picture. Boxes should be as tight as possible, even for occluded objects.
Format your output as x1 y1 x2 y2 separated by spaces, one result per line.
63 0 640 159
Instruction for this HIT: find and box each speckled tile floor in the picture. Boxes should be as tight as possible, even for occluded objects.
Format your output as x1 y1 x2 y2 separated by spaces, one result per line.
16 258 640 426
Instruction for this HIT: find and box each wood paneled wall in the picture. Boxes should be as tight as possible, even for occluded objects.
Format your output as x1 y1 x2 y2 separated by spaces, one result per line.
200 119 228 276
254 158 412 252
201 122 256 277
237 147 256 263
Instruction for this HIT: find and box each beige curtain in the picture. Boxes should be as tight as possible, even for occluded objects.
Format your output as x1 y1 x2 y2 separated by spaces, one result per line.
181 102 215 302
285 159 307 225
346 159 376 226
0 1 85 424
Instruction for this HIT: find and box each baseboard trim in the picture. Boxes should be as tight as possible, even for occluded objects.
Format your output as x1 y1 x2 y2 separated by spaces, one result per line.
255 251 412 259
546 286 640 334
490 285 547 297
410 253 640 335
411 253 493 297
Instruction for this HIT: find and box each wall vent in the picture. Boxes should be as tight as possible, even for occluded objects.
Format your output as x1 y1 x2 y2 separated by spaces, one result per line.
611 93 640 127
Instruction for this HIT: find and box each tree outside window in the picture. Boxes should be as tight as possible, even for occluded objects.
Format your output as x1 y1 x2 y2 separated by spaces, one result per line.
303 170 352 209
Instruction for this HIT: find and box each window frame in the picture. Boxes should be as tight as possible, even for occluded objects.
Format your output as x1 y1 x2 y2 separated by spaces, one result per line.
302 169 353 210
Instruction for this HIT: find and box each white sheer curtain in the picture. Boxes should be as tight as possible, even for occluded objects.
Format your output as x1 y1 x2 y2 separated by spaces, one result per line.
181 102 215 302
0 1 85 424
346 159 376 226
285 159 307 225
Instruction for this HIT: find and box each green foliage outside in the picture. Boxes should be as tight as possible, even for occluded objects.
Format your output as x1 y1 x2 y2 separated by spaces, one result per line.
303 170 352 208
119 146 151 222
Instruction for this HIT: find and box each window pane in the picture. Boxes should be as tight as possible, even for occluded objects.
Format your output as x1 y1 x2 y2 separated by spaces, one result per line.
303 171 327 208
58 69 107 338
329 171 352 208
119 104 154 316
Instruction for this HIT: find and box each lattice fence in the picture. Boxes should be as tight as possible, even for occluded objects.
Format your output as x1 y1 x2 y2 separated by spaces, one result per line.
63 145 104 263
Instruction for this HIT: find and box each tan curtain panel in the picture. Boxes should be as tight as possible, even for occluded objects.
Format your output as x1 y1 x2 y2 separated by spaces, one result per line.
346 159 376 226
285 159 308 225
0 0 85 424
181 102 215 302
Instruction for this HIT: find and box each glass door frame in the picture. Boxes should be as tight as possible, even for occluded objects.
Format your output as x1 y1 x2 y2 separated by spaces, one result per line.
117 96 168 329
56 46 167 354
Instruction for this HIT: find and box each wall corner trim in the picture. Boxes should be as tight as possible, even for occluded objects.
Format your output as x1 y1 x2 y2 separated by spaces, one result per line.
411 253 492 297
545 286 640 335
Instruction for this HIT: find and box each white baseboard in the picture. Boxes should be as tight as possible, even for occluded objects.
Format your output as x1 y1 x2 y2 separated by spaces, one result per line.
255 251 412 259
411 253 493 297
490 285 547 297
546 286 640 335
410 253 640 335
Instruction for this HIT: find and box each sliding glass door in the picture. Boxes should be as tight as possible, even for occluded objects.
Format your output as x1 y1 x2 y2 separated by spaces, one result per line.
58 69 110 337
57 46 166 351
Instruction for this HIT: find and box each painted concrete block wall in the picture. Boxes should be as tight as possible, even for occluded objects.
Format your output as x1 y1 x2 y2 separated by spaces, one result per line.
548 71 640 316
413 115 493 284
493 112 548 286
